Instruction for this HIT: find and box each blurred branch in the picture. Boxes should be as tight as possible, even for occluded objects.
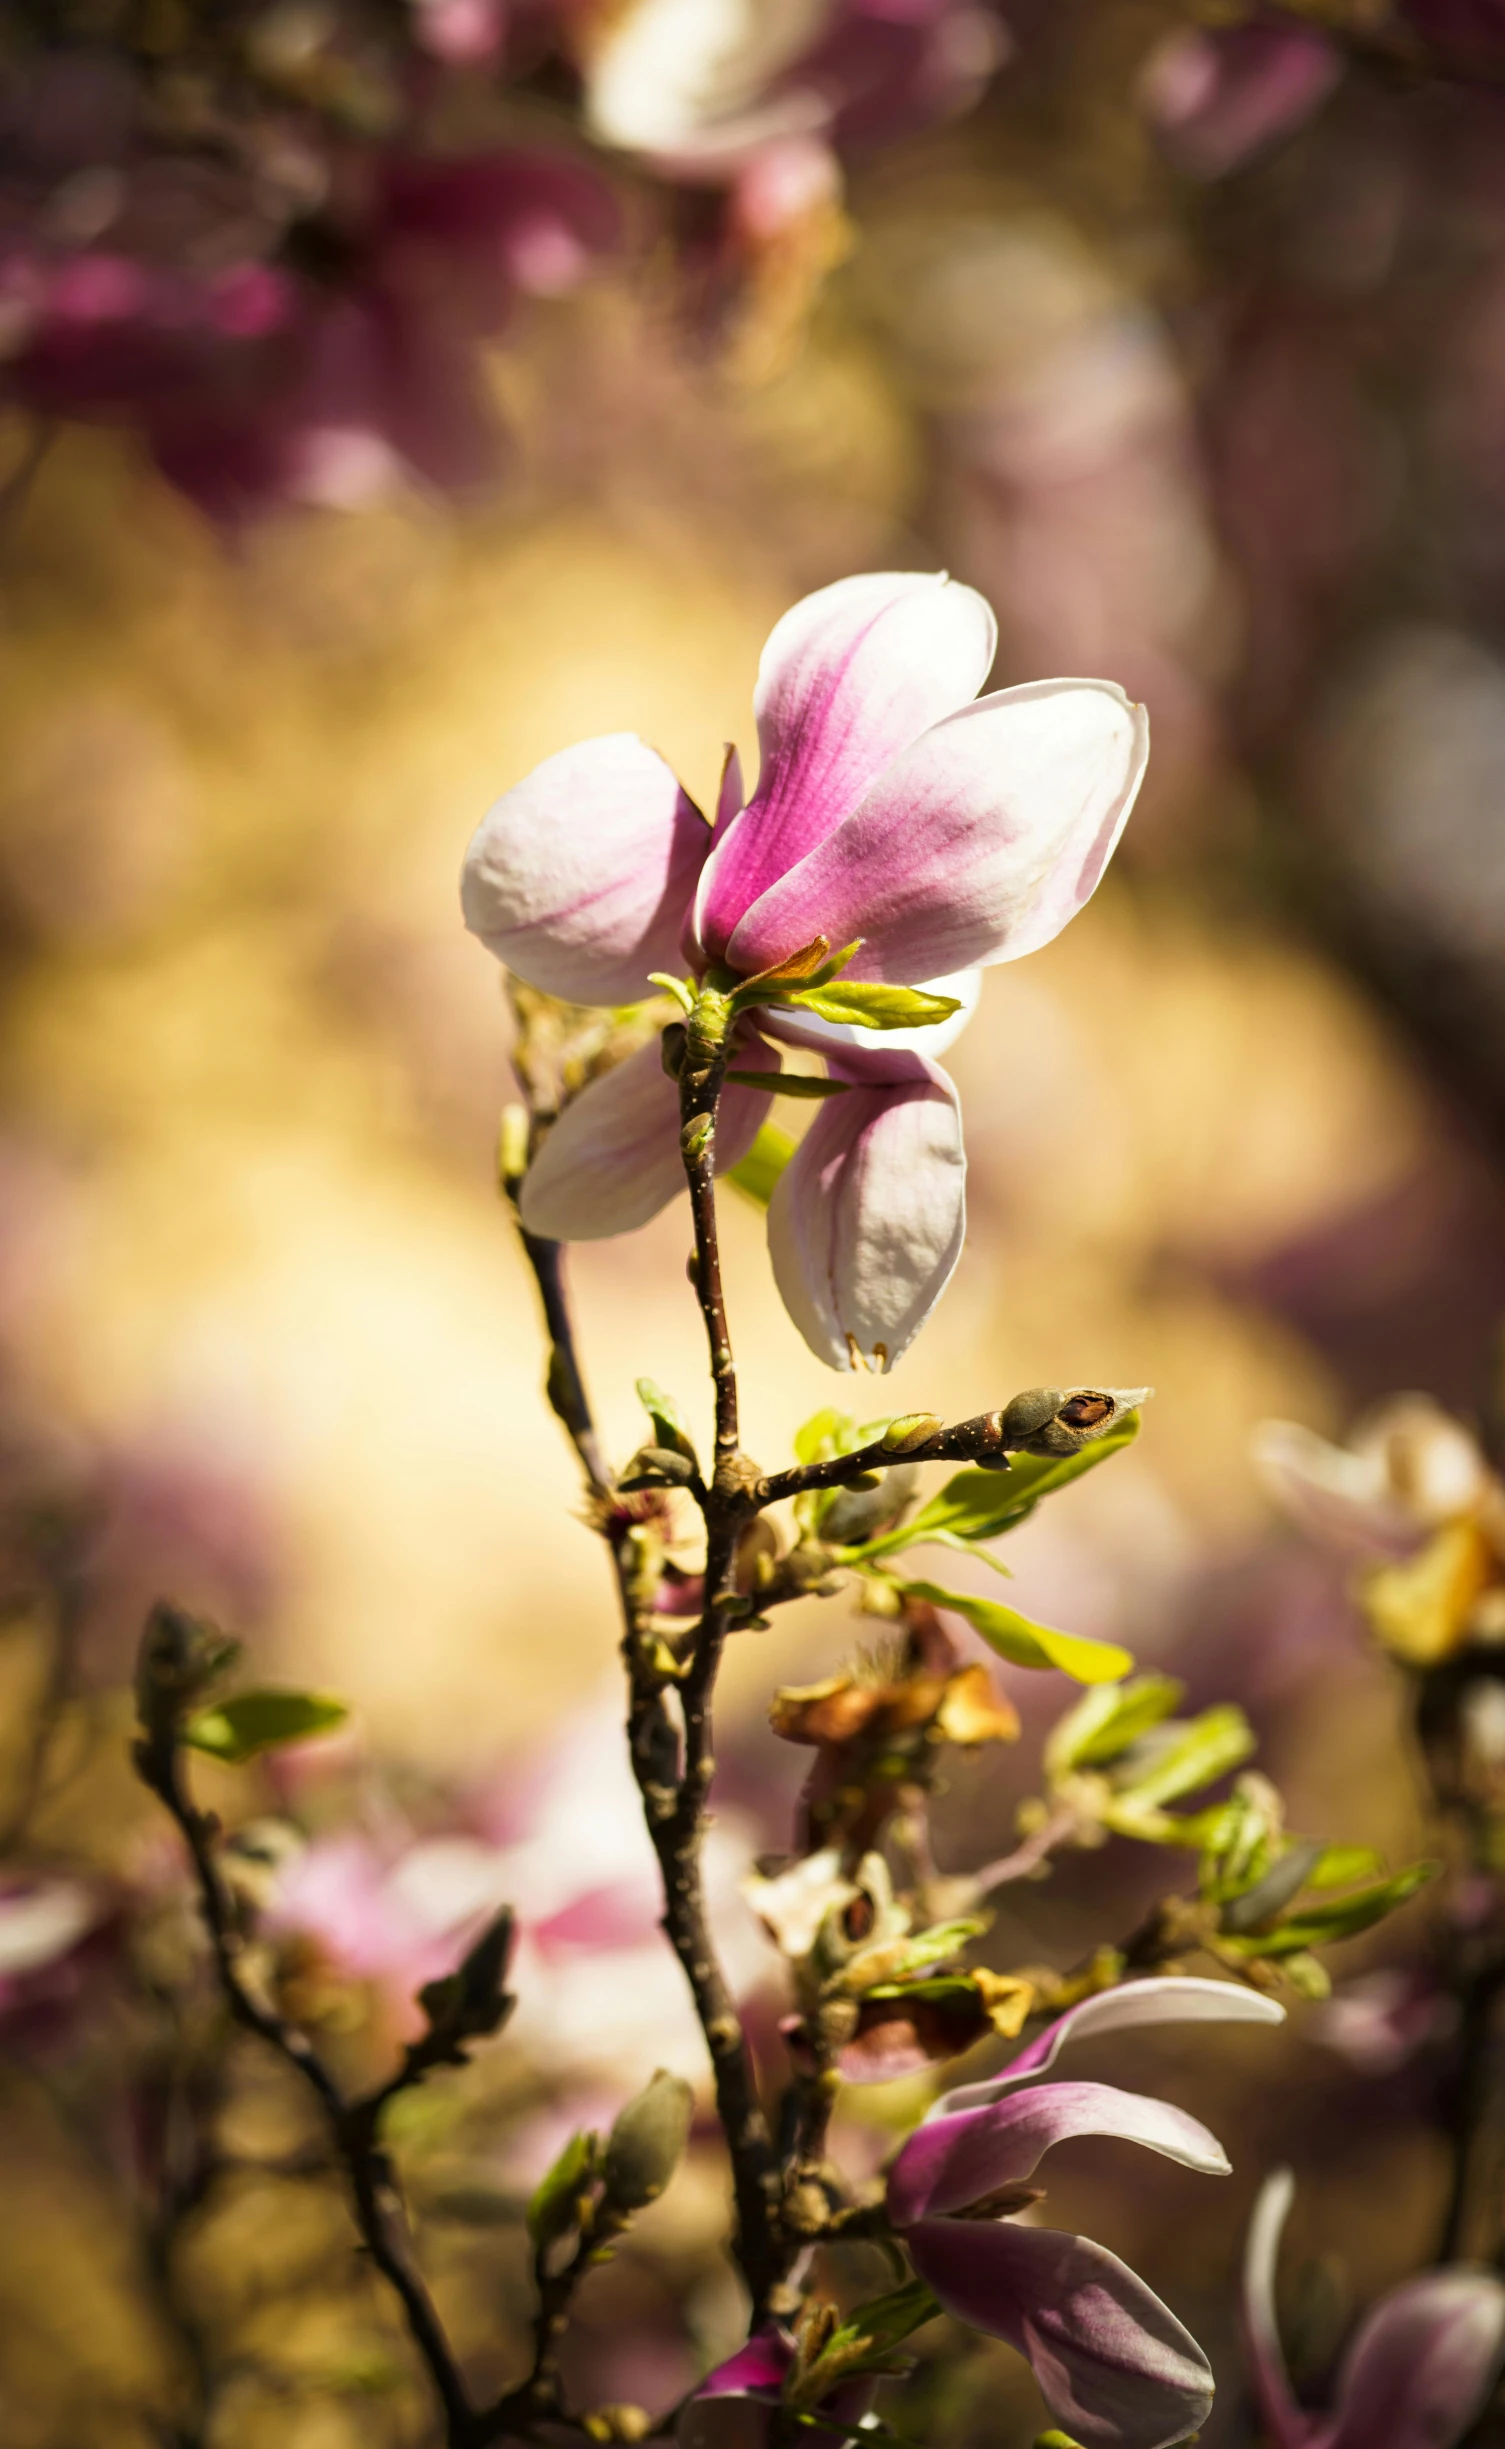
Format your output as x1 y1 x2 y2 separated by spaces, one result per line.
0 1515 91 1854
131 1635 513 2449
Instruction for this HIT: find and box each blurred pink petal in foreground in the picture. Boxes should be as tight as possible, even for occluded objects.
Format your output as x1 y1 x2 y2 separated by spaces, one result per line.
463 570 1148 1368
1142 20 1342 180
1243 2168 1505 2449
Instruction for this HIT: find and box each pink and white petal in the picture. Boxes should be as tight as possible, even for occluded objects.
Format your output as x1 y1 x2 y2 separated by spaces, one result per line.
1241 2170 1315 2449
1327 2268 1505 2449
694 573 997 962
462 733 710 1006
518 1036 774 1241
724 680 1148 987
767 1064 965 1372
761 967 982 1073
934 1978 1286 2117
888 2080 1229 2228
905 2219 1215 2449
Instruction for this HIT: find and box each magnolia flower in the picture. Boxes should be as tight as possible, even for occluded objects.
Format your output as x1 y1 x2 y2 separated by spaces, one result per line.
1253 1397 1505 1665
1243 2167 1505 2449
462 571 1148 1368
883 1978 1285 2449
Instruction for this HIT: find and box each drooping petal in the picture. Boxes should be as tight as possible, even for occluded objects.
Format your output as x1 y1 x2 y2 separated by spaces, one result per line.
462 733 710 1006
723 679 1148 986
767 1057 965 1371
887 2080 1229 2228
694 572 997 962
693 2328 794 2399
1327 2268 1505 2449
518 1035 774 1241
905 2218 1214 2449
934 1976 1286 2117
1241 2170 1313 2449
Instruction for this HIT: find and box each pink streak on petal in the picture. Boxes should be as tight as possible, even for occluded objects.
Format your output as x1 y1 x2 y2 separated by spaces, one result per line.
724 679 1148 986
462 733 711 1007
934 1977 1286 2117
694 571 997 963
767 1060 965 1371
906 2220 1214 2449
1242 2172 1322 2449
1328 2268 1505 2449
518 1033 775 1242
888 2081 1229 2227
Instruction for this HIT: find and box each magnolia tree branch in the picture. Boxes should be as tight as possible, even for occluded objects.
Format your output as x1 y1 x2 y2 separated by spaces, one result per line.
506 1028 782 2319
752 1389 1142 1511
132 1682 510 2449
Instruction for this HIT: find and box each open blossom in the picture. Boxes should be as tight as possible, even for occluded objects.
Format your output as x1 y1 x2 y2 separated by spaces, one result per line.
1243 2167 1505 2449
462 570 1148 1369
883 1977 1285 2449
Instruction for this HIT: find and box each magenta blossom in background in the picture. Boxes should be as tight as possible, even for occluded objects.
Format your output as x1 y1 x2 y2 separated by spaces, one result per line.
884 1978 1285 2449
1243 2167 1505 2449
1141 18 1341 179
462 571 1148 1368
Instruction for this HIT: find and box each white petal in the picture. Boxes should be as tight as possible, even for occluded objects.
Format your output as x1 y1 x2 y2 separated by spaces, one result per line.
519 1036 774 1240
462 732 709 1006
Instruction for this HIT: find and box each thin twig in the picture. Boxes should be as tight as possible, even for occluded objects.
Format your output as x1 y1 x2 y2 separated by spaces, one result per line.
133 1724 484 2447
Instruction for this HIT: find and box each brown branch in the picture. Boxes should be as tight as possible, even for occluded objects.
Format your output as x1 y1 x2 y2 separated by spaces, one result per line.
132 1713 489 2449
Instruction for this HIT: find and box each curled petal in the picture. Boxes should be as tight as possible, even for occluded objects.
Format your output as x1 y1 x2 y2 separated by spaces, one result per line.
1242 2171 1315 2449
767 1060 965 1371
693 2329 794 2399
934 1975 1286 2117
905 2218 1214 2449
694 572 997 961
887 2079 1229 2228
519 1035 774 1241
724 679 1148 986
1328 2267 1505 2449
462 733 710 1005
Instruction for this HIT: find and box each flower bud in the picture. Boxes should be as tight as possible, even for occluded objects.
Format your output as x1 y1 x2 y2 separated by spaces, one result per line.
1002 1385 1149 1458
881 1413 943 1454
999 1388 1064 1442
619 1445 699 1490
660 1023 687 1081
680 1112 713 1161
602 2069 693 2210
135 1602 240 1748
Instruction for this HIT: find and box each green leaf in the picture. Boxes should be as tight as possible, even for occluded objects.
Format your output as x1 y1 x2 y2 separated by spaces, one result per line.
840 1917 990 1992
794 1407 856 1466
1307 1843 1386 1889
646 972 695 1014
635 1378 697 1461
183 1687 349 1764
1229 1861 1439 1957
841 1421 1141 1564
526 2128 599 2246
773 980 964 1033
899 1581 1134 1683
789 2280 941 2407
724 1068 852 1099
1046 1674 1185 1780
1112 1706 1256 1810
726 1122 794 1207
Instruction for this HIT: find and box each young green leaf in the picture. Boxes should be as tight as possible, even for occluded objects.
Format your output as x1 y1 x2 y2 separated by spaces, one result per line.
899 1581 1134 1683
1045 1674 1185 1781
794 1406 857 1465
773 980 963 1032
726 1122 794 1208
840 1422 1141 1564
1111 1706 1256 1811
526 2127 600 2246
183 1687 349 1764
635 1378 697 1462
1228 1860 1439 1957
788 2280 941 2408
